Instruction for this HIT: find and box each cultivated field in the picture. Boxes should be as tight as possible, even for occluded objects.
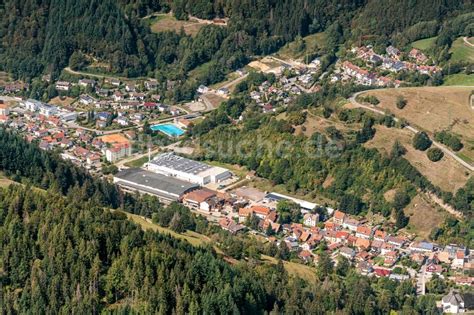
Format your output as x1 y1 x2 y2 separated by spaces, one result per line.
365 125 471 192
362 87 474 163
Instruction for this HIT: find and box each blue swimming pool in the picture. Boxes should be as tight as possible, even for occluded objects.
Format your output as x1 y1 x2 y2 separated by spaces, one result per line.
151 123 185 137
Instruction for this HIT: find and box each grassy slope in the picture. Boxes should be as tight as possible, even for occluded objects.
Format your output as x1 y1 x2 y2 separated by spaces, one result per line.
276 32 326 60
365 125 471 193
362 87 474 164
411 37 437 51
449 37 474 63
443 73 474 86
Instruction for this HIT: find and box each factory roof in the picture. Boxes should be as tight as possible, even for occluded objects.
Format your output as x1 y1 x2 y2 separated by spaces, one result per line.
114 168 198 197
149 153 212 175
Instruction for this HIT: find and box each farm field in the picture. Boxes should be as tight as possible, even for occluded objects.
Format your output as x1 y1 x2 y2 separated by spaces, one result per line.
361 87 474 163
365 125 471 193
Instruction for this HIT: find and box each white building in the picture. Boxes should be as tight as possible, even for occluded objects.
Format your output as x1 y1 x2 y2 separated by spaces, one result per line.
105 144 132 162
23 99 42 112
58 111 77 122
442 290 470 313
38 104 58 117
303 213 319 227
145 153 232 185
0 104 10 116
55 81 71 91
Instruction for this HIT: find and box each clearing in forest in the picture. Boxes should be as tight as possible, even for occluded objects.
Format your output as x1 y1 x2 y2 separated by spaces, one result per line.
147 14 205 36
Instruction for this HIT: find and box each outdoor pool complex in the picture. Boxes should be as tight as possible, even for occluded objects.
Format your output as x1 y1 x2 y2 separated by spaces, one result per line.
151 123 185 137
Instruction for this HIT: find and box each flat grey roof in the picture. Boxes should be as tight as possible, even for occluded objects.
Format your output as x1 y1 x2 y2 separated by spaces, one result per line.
115 168 198 196
149 153 211 175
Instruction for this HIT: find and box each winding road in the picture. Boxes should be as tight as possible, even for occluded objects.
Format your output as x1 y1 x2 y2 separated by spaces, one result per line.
349 89 474 172
463 37 474 48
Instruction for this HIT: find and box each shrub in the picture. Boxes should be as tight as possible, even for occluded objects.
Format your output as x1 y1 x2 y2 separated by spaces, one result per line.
427 147 444 162
413 131 432 151
359 95 380 105
434 130 463 151
396 96 407 109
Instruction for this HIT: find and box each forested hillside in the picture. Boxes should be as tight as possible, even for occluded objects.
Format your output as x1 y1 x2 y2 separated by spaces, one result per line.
0 129 441 313
0 0 471 84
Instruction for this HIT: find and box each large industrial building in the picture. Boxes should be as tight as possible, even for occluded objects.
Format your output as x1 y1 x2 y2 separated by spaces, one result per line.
145 153 232 185
113 168 199 203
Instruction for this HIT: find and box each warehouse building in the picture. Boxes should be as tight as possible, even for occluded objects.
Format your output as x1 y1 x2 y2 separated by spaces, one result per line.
113 168 199 203
145 153 232 185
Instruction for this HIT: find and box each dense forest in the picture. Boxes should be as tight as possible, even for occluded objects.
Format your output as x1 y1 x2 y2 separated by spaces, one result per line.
0 0 471 89
1 185 442 313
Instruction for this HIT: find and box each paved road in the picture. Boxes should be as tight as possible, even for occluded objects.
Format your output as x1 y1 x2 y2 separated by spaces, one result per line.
463 37 474 48
349 89 474 172
416 265 427 295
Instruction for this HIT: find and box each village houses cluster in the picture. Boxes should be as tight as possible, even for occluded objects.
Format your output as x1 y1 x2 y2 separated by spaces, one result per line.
331 45 441 86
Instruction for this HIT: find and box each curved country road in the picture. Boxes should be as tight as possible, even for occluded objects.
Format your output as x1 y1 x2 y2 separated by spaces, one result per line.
349 89 474 172
463 37 474 48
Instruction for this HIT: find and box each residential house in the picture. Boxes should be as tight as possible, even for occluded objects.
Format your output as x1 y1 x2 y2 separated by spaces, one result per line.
105 143 131 163
333 210 345 224
303 213 319 227
409 241 434 253
113 91 124 102
339 246 356 260
442 290 474 314
116 117 129 126
55 81 71 91
355 238 371 251
386 45 400 58
197 85 209 94
217 87 230 96
452 250 466 269
78 79 96 88
342 218 360 232
356 225 373 239
357 261 373 275
387 236 405 248
183 189 217 212
374 268 391 278
145 79 158 91
425 263 443 276
125 83 136 92
79 94 96 105
373 230 387 242
219 217 245 234
408 48 428 63
298 250 313 263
